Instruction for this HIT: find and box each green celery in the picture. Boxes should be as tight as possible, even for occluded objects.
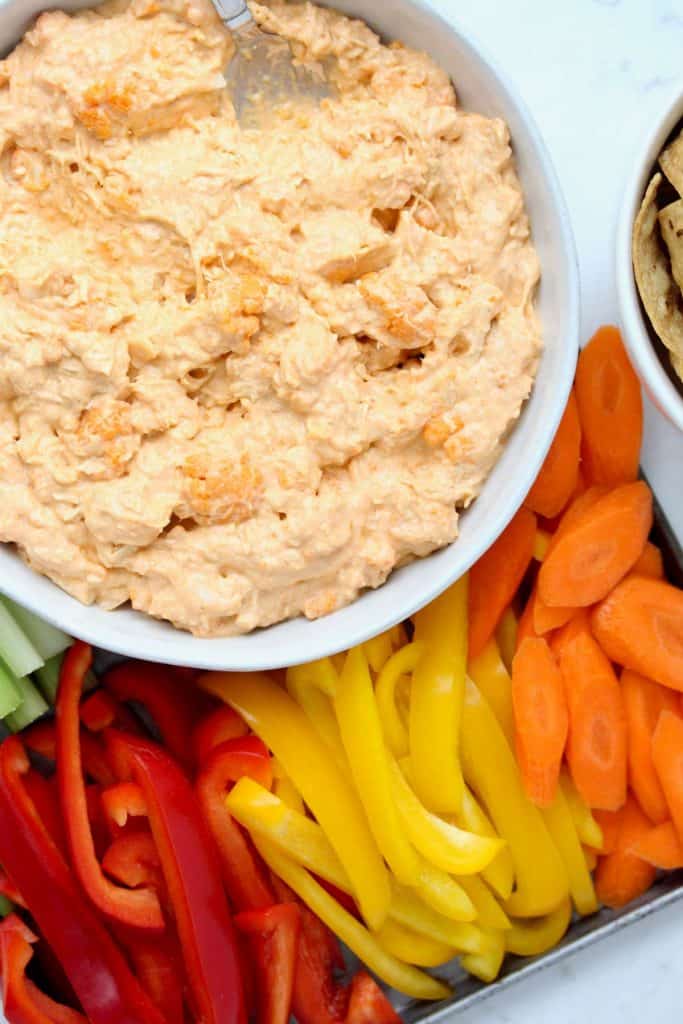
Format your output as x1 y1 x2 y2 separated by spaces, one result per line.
35 653 64 704
0 662 21 720
2 598 70 661
0 602 43 677
5 675 48 732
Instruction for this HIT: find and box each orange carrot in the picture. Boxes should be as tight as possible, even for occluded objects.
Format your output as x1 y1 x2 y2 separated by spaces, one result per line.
468 507 537 659
594 796 656 909
549 609 592 661
622 670 680 824
557 626 627 811
652 711 683 844
627 542 664 582
538 481 653 608
575 326 643 487
533 596 575 636
511 637 569 807
525 391 582 519
630 821 683 870
592 578 683 693
593 808 625 856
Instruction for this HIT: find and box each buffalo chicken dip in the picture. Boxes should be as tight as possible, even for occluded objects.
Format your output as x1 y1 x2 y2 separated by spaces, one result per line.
0 0 542 636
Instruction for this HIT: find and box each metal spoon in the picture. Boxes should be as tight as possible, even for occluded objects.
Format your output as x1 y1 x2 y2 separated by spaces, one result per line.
210 0 333 124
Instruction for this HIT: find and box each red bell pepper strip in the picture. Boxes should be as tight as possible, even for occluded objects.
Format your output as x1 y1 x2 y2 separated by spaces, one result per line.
103 662 204 771
0 870 25 909
24 721 114 786
101 783 148 832
234 904 300 1024
102 833 163 891
192 706 249 766
0 915 87 1024
108 730 247 1024
270 877 348 1024
344 973 402 1024
118 933 185 1024
0 736 168 1024
79 691 142 736
22 773 67 859
56 642 163 931
196 740 274 912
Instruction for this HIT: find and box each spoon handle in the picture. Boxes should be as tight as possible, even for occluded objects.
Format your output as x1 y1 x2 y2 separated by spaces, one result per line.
210 0 253 30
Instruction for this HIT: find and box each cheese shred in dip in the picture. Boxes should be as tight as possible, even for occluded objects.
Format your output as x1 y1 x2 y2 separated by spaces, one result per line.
0 0 542 636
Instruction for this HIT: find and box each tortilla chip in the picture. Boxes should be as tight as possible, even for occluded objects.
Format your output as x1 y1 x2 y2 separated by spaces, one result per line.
659 199 683 293
660 131 683 196
632 172 683 382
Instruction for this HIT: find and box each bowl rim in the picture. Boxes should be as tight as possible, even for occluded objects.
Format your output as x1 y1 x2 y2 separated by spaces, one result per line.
616 80 683 433
0 0 580 669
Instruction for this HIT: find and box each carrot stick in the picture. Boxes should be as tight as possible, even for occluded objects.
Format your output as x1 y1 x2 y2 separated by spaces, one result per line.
511 638 568 807
593 808 625 856
592 578 683 692
468 507 537 660
575 326 643 487
557 625 627 811
538 482 653 608
652 711 683 844
525 391 582 519
630 821 683 870
594 796 656 909
627 542 664 582
622 670 681 824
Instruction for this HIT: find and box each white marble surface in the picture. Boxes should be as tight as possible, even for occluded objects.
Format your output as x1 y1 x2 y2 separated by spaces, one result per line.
423 0 683 1021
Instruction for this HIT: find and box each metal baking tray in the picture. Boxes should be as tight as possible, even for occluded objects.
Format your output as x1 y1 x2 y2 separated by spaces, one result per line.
394 481 683 1021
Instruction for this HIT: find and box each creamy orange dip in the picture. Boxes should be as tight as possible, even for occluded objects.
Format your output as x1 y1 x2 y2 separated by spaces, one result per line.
0 0 542 636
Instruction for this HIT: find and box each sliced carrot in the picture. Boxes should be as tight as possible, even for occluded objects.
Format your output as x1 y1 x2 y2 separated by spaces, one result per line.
652 711 683 844
575 325 643 487
516 588 539 652
538 481 653 609
511 638 569 807
627 542 664 582
533 595 575 636
554 485 610 542
468 507 537 660
557 627 627 811
525 391 582 519
593 808 625 856
549 609 592 661
622 670 680 824
592 578 683 693
594 796 656 909
630 821 683 870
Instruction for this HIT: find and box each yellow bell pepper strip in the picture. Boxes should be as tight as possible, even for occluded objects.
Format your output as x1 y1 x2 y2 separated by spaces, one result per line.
456 875 511 931
453 786 515 901
495 608 518 674
374 920 456 968
504 898 572 957
389 758 504 875
200 671 391 930
560 773 604 851
273 774 305 815
584 847 598 872
542 788 599 917
285 661 347 769
253 836 452 1002
533 529 552 562
364 629 396 674
415 860 476 923
410 575 468 814
460 679 569 918
375 644 423 758
389 884 482 952
334 648 422 886
461 930 506 983
330 653 346 675
467 639 515 745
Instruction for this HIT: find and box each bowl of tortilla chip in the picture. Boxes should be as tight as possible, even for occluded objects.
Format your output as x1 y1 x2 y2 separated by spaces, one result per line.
617 85 683 431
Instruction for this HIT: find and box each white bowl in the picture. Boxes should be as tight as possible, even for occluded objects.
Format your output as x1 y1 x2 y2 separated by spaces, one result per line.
616 82 683 433
0 0 579 670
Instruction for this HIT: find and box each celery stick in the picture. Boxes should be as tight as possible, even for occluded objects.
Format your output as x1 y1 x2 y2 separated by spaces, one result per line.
5 675 48 732
0 662 21 720
0 602 43 677
2 598 70 661
35 653 64 703
0 894 12 918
